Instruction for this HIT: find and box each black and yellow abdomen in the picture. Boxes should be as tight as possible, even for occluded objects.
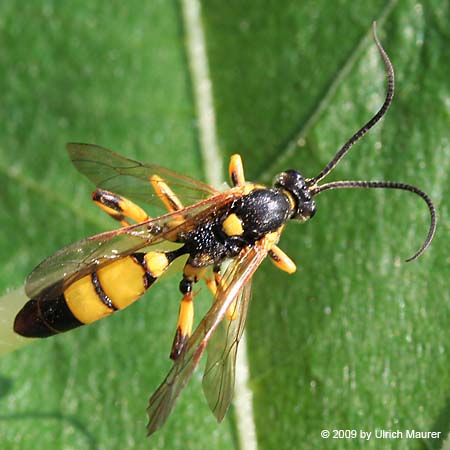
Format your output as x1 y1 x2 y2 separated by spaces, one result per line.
14 251 171 338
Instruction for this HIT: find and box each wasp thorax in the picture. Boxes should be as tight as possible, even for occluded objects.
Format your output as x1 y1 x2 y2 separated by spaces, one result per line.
232 189 292 239
273 170 316 221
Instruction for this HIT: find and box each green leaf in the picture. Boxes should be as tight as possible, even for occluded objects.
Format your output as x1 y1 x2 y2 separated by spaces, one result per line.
0 1 448 449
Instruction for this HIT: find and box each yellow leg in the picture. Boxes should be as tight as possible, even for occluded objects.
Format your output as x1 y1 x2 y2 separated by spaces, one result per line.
205 269 238 320
92 189 150 227
226 298 239 320
150 174 184 212
269 245 297 274
229 154 245 187
170 292 194 360
205 269 222 297
205 276 218 296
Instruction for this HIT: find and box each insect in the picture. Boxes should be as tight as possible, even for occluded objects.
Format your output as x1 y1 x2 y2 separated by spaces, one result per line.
14 24 436 436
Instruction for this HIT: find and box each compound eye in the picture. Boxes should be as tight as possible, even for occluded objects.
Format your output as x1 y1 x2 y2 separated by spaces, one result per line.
293 199 316 221
302 201 316 219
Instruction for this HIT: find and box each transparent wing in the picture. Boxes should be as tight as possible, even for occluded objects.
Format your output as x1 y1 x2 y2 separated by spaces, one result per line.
202 278 252 422
146 237 275 436
25 191 239 298
67 143 218 209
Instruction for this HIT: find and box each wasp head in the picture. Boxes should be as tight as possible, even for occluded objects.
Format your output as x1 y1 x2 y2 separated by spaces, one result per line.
273 170 316 222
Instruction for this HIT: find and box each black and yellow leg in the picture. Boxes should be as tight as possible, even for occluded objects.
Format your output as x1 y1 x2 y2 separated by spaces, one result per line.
229 154 245 187
170 263 206 360
92 188 150 227
150 174 184 212
268 245 297 274
170 291 194 360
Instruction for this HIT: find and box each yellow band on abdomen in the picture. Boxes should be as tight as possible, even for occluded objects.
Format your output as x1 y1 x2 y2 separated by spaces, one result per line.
64 256 148 323
97 256 146 310
65 275 114 324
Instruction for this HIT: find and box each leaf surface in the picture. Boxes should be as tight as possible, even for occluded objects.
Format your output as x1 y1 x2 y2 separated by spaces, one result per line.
0 1 448 449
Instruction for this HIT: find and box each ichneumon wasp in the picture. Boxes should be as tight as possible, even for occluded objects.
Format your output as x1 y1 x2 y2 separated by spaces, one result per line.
14 23 436 435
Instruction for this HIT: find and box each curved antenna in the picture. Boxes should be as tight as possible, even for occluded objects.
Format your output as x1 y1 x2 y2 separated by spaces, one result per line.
310 180 436 262
309 22 394 185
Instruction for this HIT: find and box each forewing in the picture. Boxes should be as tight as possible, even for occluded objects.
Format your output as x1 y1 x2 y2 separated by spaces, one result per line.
25 192 238 298
202 278 252 422
25 225 161 299
67 143 218 209
146 240 271 436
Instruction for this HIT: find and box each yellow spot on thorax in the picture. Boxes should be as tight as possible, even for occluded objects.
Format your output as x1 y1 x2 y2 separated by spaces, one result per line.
222 213 244 236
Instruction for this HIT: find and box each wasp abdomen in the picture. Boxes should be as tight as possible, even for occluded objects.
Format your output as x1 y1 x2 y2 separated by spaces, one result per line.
13 294 83 338
15 251 173 338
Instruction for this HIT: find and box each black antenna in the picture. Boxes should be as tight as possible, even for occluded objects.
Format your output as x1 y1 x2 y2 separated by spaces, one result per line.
310 181 436 262
309 22 394 186
307 22 436 261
